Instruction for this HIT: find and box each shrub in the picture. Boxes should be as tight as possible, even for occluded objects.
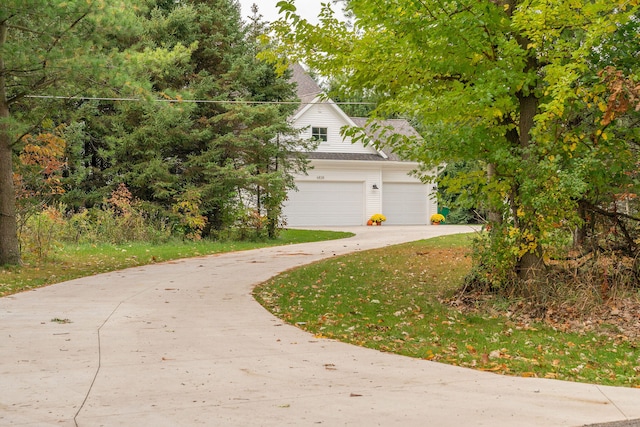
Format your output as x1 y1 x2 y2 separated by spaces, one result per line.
369 213 386 223
233 209 270 241
19 205 66 260
430 213 446 223
171 189 207 241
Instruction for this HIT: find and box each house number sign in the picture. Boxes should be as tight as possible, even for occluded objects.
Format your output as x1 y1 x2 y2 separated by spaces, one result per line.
316 176 325 180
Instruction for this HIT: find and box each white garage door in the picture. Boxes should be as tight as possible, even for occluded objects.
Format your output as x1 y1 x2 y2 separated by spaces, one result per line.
382 183 429 225
283 181 365 227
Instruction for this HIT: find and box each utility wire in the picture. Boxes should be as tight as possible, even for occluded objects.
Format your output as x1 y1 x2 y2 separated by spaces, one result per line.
25 94 376 105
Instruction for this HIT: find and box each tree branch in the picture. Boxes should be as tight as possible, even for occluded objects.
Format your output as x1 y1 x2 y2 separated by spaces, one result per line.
585 202 640 223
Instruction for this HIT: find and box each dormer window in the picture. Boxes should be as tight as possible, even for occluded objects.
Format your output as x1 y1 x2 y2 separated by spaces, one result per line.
312 127 328 142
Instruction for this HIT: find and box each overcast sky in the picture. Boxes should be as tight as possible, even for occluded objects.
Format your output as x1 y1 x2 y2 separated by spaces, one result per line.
238 0 327 24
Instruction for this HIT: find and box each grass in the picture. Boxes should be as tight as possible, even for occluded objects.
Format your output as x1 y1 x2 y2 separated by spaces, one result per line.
0 229 353 297
254 233 640 388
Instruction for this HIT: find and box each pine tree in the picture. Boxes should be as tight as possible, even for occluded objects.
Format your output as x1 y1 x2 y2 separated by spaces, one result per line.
0 0 142 264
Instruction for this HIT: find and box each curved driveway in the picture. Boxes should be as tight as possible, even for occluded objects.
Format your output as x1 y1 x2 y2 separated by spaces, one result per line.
2 225 640 426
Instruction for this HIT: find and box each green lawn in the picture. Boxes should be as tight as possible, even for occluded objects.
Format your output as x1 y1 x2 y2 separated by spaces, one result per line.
0 229 352 297
254 234 640 388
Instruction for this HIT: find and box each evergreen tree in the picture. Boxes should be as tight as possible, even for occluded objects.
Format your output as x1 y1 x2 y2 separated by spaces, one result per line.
0 0 142 264
63 0 312 239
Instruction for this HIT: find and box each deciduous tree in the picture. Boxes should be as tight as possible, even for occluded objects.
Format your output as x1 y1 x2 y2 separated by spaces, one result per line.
267 0 640 290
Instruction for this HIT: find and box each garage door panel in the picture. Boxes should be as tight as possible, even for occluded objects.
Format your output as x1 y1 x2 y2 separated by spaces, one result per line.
383 183 429 225
283 181 364 226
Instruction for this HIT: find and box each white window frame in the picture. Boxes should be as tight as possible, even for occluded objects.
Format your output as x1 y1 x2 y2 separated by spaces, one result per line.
312 127 328 142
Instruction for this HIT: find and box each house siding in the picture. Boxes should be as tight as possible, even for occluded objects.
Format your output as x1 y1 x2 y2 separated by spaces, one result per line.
382 169 422 183
296 102 377 155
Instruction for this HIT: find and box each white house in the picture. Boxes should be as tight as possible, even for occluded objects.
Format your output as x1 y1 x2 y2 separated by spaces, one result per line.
282 64 437 227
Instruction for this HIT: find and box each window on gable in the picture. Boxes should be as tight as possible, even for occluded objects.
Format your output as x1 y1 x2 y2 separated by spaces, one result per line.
312 127 328 142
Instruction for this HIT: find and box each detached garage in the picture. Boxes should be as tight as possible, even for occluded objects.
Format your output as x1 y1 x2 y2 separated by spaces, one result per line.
284 64 438 227
282 157 438 227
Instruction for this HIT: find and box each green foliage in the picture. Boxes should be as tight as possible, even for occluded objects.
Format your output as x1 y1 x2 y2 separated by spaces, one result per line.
172 188 207 241
0 0 146 265
56 0 312 242
437 162 486 224
61 186 172 245
232 209 270 241
18 199 172 261
266 0 640 291
19 207 65 261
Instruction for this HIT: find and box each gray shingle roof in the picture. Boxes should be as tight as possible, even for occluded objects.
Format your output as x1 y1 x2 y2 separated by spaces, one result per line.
351 117 421 140
350 117 420 161
290 63 323 113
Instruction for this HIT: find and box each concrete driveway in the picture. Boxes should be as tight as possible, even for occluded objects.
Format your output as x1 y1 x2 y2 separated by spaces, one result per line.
1 225 640 426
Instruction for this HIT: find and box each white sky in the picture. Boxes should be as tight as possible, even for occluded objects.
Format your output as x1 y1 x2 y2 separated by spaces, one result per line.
238 0 327 24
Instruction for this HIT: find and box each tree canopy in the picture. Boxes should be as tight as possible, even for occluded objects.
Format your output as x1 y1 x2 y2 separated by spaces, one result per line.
1 0 312 264
0 0 146 264
267 0 640 291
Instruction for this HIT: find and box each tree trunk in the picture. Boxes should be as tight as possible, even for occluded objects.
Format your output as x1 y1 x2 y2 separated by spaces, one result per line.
515 91 542 280
517 251 544 288
0 108 21 265
0 22 21 265
574 200 588 248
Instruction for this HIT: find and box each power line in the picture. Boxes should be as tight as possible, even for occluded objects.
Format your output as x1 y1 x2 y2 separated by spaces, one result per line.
25 94 376 105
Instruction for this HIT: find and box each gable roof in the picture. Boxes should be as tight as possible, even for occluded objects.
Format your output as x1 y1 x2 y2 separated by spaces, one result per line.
289 64 421 163
290 64 357 125
290 63 323 114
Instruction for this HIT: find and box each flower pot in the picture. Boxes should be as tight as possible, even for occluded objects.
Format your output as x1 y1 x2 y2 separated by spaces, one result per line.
432 222 440 226
367 220 373 226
